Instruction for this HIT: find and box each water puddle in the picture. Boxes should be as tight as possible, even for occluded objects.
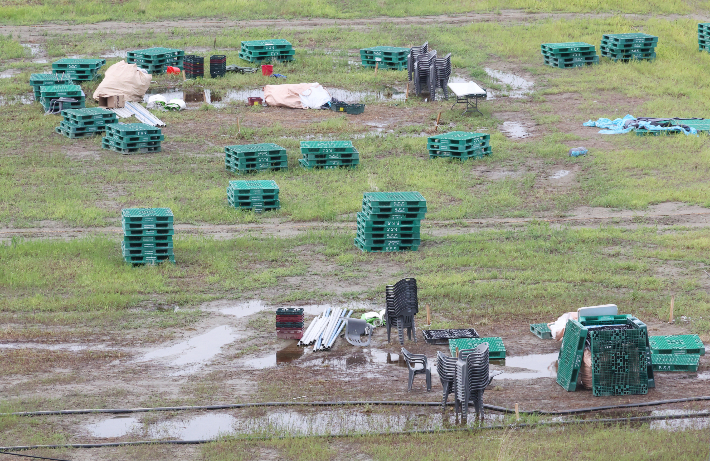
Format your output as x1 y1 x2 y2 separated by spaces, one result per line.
650 410 710 431
484 68 533 98
242 346 405 371
500 121 530 139
150 414 237 439
85 416 140 438
550 170 570 179
217 299 377 318
494 353 558 380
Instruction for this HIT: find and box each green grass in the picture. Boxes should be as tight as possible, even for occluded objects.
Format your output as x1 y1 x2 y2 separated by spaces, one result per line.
0 34 28 60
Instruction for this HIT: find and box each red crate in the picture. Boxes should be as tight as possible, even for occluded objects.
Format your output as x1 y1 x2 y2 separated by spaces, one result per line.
277 328 303 340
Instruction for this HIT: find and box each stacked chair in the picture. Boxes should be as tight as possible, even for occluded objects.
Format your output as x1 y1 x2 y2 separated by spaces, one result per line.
454 343 492 421
408 42 453 101
433 53 452 100
407 42 428 82
436 351 458 406
385 278 419 345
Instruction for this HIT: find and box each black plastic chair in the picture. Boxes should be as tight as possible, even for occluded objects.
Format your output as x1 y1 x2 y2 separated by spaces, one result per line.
401 347 431 392
436 351 457 406
343 318 373 347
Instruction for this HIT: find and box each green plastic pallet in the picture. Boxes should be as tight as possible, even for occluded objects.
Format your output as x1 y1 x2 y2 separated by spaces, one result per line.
448 337 506 360
122 208 173 220
298 158 357 170
541 42 596 54
428 131 489 146
530 323 552 339
51 58 105 70
106 123 162 136
601 33 658 44
39 84 83 98
228 180 279 193
363 192 426 206
649 335 705 356
590 328 648 396
354 238 419 252
556 319 588 391
241 39 293 50
651 354 699 372
225 143 286 153
55 126 98 139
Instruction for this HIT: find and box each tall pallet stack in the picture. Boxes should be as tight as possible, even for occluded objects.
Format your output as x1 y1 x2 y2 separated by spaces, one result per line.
121 208 175 265
29 73 72 101
699 23 710 53
51 58 105 82
600 33 658 62
276 308 304 340
299 141 359 170
428 131 491 161
227 180 280 212
102 123 164 154
55 108 118 139
184 55 204 79
541 42 599 68
224 143 288 174
355 192 427 252
360 46 409 70
239 39 295 63
127 47 184 74
39 84 85 112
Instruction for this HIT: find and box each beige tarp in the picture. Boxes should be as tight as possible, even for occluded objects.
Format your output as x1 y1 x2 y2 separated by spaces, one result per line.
93 61 152 102
263 83 330 109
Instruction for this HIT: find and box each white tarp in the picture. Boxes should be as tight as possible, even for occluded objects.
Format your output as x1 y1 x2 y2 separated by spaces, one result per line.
263 83 331 109
93 61 152 102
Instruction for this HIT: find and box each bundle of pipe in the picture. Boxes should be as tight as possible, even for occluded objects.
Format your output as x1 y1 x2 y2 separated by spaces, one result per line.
298 307 353 351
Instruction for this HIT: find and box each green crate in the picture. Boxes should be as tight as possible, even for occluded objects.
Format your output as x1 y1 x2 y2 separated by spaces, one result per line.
579 314 632 325
58 121 106 133
541 42 596 54
121 242 174 257
429 146 492 157
649 335 705 356
225 154 287 165
590 328 648 396
448 337 506 359
359 210 427 221
357 221 421 234
651 354 700 372
228 198 280 209
122 226 175 237
530 323 552 339
556 319 588 391
601 50 657 61
672 119 710 132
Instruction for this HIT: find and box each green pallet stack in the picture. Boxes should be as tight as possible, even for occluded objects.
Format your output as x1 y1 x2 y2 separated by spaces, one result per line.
541 42 599 68
239 39 295 63
428 131 491 160
360 46 409 70
121 208 175 265
39 84 85 112
224 143 288 174
102 123 164 154
55 108 118 139
51 58 105 82
600 33 658 62
699 23 710 52
299 141 359 169
127 47 184 74
227 180 280 212
29 73 72 101
650 334 705 372
355 192 426 252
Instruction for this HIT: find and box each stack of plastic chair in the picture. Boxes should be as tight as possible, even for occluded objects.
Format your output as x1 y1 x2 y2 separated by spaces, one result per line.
385 278 419 344
465 343 490 420
454 354 469 419
407 42 428 82
401 348 431 391
412 50 437 99
436 351 458 406
433 53 452 100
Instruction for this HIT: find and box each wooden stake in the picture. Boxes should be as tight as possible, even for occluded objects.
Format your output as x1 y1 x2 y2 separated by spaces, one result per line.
669 295 675 323
455 346 459 358
375 62 379 75
181 70 186 81
237 116 241 135
435 111 442 131
426 304 431 326
515 403 520 421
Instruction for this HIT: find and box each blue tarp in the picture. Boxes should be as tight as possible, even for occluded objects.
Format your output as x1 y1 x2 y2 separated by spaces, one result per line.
584 115 698 135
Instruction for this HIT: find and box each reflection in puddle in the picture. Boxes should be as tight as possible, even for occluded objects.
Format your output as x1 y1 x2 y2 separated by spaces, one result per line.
501 121 530 139
150 414 237 440
650 410 710 431
494 353 558 380
86 416 140 438
242 347 406 370
218 299 377 318
484 68 533 98
550 170 570 179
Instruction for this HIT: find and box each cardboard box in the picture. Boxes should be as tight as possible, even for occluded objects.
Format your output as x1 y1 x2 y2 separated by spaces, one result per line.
97 95 125 109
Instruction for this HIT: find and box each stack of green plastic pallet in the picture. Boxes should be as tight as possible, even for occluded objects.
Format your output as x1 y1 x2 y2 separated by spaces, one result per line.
299 141 359 169
600 33 658 62
540 42 599 68
127 47 184 74
650 334 705 372
55 108 118 139
699 23 710 52
51 58 105 82
224 143 288 174
121 208 175 265
428 131 491 161
360 46 409 70
39 84 85 112
29 73 72 101
449 337 506 360
102 123 164 154
239 40 295 63
227 180 280 213
355 192 426 252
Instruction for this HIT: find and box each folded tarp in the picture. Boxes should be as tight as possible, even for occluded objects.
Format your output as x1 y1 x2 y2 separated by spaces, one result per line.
264 83 331 109
584 114 698 135
93 61 152 103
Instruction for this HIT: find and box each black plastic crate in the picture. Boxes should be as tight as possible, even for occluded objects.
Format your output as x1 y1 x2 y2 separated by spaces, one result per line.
422 328 479 345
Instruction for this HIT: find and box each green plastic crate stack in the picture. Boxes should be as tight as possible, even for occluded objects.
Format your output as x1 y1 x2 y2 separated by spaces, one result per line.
29 73 72 100
699 23 710 52
589 327 648 396
360 46 409 70
448 337 506 360
299 141 359 169
51 58 105 82
55 108 118 139
355 191 426 252
102 123 164 154
227 180 280 212
39 84 85 112
540 42 599 68
428 131 491 161
239 40 295 63
121 208 175 265
600 33 658 62
127 47 184 74
224 143 288 174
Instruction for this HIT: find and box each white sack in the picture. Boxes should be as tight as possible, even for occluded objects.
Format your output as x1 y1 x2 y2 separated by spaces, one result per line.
93 61 152 102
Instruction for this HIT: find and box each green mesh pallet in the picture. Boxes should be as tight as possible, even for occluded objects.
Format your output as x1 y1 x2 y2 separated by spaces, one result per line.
448 337 506 360
240 39 294 63
651 354 700 372
121 208 175 265
541 42 598 69
649 335 705 356
30 73 72 99
51 58 105 82
530 323 552 339
590 328 648 396
225 143 288 174
600 33 658 62
127 47 184 73
557 319 588 391
227 180 280 212
299 141 359 169
360 46 409 70
356 192 427 252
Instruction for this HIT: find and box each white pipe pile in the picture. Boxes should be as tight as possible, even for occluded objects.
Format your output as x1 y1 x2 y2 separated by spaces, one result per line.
298 308 353 351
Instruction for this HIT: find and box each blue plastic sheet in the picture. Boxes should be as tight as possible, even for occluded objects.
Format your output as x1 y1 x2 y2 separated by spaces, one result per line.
583 115 698 135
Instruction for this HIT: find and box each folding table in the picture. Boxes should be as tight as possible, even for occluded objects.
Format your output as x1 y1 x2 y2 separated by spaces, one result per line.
447 82 487 115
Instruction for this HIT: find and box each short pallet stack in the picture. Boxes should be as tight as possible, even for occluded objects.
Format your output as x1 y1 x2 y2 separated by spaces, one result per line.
210 55 226 78
121 208 175 265
30 73 72 101
276 308 304 340
299 141 360 170
102 123 164 154
650 334 705 372
55 108 118 139
601 33 658 62
39 84 85 112
127 47 184 74
227 180 280 212
224 143 288 174
541 42 599 68
360 46 409 70
428 131 491 161
184 55 204 79
449 337 506 360
51 58 105 82
699 23 710 53
239 39 295 63
355 192 427 252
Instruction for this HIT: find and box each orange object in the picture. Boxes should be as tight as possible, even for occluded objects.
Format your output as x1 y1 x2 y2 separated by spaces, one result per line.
166 66 181 75
261 64 273 76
